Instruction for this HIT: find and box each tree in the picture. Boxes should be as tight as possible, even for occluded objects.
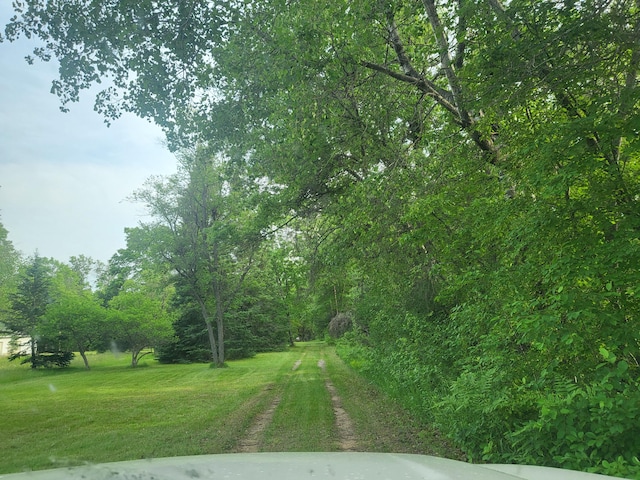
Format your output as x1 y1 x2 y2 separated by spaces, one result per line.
42 263 107 369
158 247 292 364
0 219 21 325
6 254 54 367
68 254 96 288
261 235 312 344
95 243 143 306
132 150 262 366
108 280 175 367
156 303 212 364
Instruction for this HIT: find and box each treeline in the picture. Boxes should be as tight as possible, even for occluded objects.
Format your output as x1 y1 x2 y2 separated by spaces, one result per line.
3 0 640 477
0 208 301 369
0 245 171 369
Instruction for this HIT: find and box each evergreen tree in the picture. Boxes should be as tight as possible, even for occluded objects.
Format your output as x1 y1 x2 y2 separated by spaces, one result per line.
0 219 20 325
6 254 66 367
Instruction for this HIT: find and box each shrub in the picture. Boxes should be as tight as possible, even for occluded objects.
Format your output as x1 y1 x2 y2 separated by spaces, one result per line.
505 354 640 478
10 350 75 368
328 312 353 338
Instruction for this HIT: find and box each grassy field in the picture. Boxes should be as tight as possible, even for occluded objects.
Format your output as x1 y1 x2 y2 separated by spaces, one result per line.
0 342 460 474
0 348 297 473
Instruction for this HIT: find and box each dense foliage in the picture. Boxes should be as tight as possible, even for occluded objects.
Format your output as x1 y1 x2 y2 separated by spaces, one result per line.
3 0 640 477
0 219 20 323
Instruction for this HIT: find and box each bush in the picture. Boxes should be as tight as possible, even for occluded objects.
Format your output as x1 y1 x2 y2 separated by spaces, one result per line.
10 351 75 368
328 312 352 338
505 355 640 478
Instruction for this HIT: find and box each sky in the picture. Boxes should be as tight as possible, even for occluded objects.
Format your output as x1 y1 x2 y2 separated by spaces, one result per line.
0 6 177 264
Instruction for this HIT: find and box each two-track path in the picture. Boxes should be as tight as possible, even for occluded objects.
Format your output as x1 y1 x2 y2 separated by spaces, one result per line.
232 342 460 458
235 345 357 452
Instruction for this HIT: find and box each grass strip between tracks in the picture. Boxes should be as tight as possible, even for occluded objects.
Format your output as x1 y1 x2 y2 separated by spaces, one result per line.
260 342 336 451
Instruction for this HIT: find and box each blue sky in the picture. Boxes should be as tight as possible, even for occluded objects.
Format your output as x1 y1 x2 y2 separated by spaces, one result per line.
0 5 177 264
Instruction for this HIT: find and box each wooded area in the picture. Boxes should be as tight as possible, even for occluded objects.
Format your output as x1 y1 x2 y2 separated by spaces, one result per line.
1 0 639 477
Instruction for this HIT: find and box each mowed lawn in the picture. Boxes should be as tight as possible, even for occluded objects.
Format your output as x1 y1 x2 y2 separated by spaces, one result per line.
0 347 300 474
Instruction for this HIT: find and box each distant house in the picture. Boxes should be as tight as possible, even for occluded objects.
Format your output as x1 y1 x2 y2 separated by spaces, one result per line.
0 336 31 356
0 324 31 356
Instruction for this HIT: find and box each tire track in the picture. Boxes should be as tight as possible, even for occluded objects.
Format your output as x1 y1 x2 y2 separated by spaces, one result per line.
236 389 282 453
318 359 359 451
237 354 360 453
236 356 304 452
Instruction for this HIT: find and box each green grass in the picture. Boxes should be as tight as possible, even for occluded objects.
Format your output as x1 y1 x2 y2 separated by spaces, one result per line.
0 348 297 474
0 342 461 474
261 342 336 451
323 348 464 459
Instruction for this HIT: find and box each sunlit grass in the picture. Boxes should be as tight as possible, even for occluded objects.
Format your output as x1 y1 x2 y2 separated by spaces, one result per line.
0 349 298 474
261 342 335 451
0 342 460 474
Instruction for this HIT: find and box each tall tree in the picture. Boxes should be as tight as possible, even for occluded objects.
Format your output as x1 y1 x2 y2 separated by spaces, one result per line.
132 150 262 366
7 254 52 367
0 219 21 325
68 254 97 288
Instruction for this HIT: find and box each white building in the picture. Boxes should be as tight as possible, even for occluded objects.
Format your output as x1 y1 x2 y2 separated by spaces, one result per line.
0 335 31 356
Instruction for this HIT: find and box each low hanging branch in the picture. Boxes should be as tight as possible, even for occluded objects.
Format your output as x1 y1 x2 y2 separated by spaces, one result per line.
421 0 471 128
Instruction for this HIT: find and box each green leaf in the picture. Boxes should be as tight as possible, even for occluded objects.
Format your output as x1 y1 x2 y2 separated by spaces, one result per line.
599 346 610 359
617 360 629 374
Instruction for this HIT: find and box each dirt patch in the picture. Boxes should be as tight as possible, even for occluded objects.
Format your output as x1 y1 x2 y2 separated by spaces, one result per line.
236 386 281 453
325 379 358 451
321 358 358 452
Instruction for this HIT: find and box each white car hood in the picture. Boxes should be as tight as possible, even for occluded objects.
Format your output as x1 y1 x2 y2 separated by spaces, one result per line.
0 452 622 480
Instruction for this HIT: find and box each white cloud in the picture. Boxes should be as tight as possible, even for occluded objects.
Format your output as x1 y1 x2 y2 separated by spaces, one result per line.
0 5 177 263
0 159 162 262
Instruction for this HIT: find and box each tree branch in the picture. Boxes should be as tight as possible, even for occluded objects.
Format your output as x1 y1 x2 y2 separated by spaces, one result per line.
361 61 460 121
384 16 458 115
386 15 422 80
421 0 472 127
454 0 467 69
259 213 302 239
365 3 501 164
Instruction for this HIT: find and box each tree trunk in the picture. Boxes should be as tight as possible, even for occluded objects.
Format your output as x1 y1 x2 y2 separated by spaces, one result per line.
198 298 219 365
30 336 37 369
215 295 224 365
79 348 90 370
212 242 225 366
205 317 219 365
131 349 139 367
